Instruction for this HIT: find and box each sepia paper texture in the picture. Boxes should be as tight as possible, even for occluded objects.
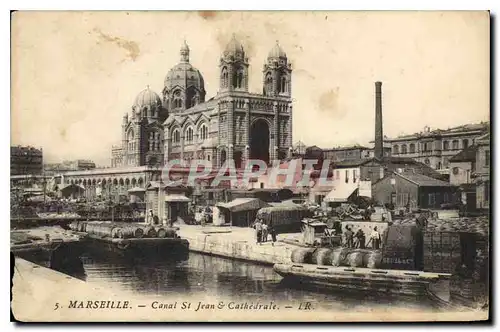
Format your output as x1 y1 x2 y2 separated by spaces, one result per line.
11 10 490 322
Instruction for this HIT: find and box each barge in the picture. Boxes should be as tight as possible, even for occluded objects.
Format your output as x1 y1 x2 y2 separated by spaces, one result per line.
70 221 189 260
11 227 87 274
273 263 450 297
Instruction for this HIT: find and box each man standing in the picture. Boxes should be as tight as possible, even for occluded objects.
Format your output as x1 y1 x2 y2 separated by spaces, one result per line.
370 226 381 250
148 209 154 225
261 223 268 243
355 229 366 249
268 222 277 246
253 219 263 245
344 225 354 248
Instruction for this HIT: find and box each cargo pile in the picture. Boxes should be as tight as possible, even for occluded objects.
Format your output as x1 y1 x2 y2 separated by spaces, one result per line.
291 247 383 269
381 224 418 271
422 217 489 274
69 221 177 239
426 217 489 237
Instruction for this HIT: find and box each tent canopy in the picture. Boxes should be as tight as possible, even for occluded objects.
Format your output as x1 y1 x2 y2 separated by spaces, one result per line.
128 187 146 193
324 186 357 203
164 194 190 202
216 198 269 213
59 183 85 191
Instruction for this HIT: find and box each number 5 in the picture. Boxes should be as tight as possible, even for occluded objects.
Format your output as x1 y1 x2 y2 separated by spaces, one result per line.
54 303 59 311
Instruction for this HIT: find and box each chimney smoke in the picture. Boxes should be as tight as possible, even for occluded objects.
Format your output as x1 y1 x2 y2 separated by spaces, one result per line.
374 81 383 160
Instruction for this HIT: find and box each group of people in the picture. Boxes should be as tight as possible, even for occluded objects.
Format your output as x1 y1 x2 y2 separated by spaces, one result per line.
252 218 277 246
147 209 174 227
343 225 381 249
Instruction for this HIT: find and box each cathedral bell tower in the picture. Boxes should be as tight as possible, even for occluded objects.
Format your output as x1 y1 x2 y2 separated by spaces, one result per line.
263 41 292 97
219 34 250 92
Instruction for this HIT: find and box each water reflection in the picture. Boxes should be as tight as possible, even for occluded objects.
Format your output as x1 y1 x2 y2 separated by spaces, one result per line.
75 252 440 312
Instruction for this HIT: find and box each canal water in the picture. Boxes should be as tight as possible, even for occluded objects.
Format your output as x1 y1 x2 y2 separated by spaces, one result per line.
52 251 443 313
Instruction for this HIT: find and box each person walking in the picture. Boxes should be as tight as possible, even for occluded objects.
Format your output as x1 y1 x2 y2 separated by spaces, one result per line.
268 222 277 246
370 226 381 250
261 223 268 243
253 219 263 245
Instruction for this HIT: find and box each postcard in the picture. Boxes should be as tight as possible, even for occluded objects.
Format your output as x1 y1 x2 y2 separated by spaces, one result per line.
10 10 490 322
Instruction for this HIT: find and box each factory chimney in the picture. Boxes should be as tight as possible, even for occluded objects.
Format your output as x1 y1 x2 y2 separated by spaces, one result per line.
374 81 384 160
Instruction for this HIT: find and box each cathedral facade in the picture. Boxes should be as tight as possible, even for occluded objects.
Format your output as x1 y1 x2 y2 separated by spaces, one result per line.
111 35 294 169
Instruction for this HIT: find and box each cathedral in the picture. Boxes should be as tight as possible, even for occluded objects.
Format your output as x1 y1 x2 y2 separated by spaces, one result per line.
111 35 294 170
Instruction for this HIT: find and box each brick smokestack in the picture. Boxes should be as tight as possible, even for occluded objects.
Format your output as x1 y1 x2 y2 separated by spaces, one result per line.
374 81 383 160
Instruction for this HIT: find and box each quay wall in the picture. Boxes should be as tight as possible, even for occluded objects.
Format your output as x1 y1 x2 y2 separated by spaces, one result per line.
177 226 295 265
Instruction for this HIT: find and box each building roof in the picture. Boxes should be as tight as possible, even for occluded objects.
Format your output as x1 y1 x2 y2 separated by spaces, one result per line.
449 145 478 163
268 41 287 59
223 34 246 60
133 87 162 110
333 158 372 168
395 172 452 187
323 145 371 152
216 198 269 213
387 122 489 141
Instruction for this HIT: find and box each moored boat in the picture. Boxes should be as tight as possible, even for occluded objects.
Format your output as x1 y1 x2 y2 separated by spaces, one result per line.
273 262 451 297
70 221 189 260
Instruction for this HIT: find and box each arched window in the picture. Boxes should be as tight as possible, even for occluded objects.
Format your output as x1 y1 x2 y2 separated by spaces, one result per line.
264 73 273 95
443 141 449 150
463 139 469 149
174 98 182 108
238 72 244 88
409 143 415 153
452 140 459 150
221 67 228 88
191 95 199 107
401 144 408 154
393 145 399 154
127 129 134 150
199 124 208 141
173 90 182 109
280 76 287 93
233 70 244 89
185 127 194 143
172 129 180 144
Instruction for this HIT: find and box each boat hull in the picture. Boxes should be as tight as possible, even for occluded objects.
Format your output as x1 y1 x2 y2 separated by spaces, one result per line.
273 263 450 297
12 240 87 276
82 236 190 261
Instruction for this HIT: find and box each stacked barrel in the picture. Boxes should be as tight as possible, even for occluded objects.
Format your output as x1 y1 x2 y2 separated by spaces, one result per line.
291 247 383 269
70 221 180 239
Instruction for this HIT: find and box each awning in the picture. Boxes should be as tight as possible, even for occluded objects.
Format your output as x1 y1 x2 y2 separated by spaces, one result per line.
324 186 357 203
216 198 269 213
128 187 146 193
164 194 190 202
301 220 327 227
59 183 85 191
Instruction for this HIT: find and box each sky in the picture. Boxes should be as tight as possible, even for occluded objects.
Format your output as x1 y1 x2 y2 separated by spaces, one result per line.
11 11 490 166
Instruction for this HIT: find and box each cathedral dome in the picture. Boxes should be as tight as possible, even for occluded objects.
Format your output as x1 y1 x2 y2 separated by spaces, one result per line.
164 62 205 90
222 34 245 60
133 87 162 110
164 41 205 93
268 41 287 59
